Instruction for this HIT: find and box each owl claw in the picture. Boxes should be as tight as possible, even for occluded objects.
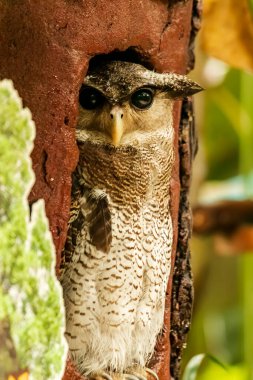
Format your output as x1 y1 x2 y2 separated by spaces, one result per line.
101 373 114 380
124 373 144 380
124 367 158 380
129 373 147 380
124 373 139 380
145 368 159 380
89 369 158 380
89 371 114 380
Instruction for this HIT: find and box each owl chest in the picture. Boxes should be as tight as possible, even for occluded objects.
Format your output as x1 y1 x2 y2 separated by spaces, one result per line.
77 142 171 206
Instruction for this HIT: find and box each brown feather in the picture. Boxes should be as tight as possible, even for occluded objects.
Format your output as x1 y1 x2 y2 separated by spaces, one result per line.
61 174 112 274
86 190 112 254
60 173 85 270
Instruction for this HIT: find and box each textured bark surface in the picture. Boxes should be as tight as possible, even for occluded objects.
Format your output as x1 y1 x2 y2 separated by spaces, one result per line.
170 99 197 380
0 1 200 379
170 4 202 379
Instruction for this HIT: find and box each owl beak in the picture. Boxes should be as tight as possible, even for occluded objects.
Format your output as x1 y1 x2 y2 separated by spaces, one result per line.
110 107 124 146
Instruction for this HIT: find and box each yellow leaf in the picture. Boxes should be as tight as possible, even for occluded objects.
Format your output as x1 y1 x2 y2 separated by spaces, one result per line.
7 372 29 380
200 0 253 72
18 373 29 380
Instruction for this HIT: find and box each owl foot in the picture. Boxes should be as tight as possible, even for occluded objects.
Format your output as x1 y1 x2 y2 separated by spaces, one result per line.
89 373 139 380
89 372 137 380
145 368 159 380
88 368 158 380
125 367 159 380
89 371 114 380
124 375 144 380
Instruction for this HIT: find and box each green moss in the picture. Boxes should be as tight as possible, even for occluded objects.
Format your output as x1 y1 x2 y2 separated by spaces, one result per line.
0 80 67 379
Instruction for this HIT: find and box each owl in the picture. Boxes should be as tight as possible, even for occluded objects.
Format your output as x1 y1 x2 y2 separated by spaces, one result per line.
60 61 201 380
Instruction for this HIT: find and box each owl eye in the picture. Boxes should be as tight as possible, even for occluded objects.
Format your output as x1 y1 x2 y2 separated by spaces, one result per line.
79 86 105 110
131 88 154 110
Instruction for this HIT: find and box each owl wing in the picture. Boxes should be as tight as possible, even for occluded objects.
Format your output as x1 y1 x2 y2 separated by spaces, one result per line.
60 173 112 273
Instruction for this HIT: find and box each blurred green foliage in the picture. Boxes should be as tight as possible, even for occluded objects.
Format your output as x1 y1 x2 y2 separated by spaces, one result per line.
184 0 253 375
199 363 248 380
185 65 253 379
204 70 240 180
0 80 67 379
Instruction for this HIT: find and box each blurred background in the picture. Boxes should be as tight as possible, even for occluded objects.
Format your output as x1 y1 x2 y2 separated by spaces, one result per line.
183 1 253 379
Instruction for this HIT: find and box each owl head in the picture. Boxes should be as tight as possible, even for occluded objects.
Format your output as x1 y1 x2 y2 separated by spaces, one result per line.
77 61 202 146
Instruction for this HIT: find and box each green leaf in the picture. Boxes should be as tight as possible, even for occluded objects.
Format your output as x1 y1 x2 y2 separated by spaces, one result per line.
182 354 227 380
182 354 206 380
204 354 228 372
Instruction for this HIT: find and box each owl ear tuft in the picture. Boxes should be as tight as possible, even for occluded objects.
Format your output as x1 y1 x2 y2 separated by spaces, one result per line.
149 72 203 98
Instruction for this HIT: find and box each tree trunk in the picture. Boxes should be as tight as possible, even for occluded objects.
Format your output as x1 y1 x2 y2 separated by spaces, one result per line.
0 1 201 379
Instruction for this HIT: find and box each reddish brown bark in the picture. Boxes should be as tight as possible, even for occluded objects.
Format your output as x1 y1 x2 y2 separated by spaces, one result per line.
193 200 253 254
0 1 200 379
193 200 253 234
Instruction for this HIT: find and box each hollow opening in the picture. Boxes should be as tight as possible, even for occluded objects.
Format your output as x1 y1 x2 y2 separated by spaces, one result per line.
88 46 153 71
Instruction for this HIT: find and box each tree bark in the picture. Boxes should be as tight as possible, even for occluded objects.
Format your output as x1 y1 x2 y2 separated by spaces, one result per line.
0 1 201 379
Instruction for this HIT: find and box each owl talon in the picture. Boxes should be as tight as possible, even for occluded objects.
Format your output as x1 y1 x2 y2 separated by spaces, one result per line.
101 372 114 380
89 371 114 380
145 368 159 380
124 375 141 380
129 373 147 380
124 366 159 380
